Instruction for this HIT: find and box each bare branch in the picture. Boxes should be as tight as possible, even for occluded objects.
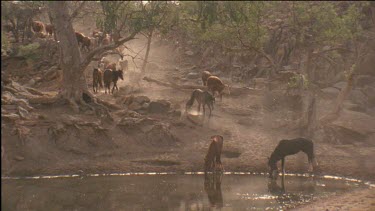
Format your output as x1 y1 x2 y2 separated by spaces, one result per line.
236 29 276 69
80 31 139 70
69 1 86 22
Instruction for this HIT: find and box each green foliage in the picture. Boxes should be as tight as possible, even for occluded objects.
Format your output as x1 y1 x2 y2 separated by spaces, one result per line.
1 31 9 50
17 42 41 60
288 74 309 89
290 2 367 46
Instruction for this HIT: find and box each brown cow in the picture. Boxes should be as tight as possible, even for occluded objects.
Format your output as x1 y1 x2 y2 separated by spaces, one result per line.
82 36 92 51
45 24 54 37
106 63 117 71
75 31 85 47
204 135 224 173
93 68 103 93
202 70 213 86
31 21 45 33
102 34 111 45
206 76 230 101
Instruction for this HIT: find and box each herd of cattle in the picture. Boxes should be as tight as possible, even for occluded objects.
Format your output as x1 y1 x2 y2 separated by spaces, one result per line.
3 20 117 52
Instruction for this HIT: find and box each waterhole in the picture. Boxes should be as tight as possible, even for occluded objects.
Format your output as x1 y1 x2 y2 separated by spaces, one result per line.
1 172 372 211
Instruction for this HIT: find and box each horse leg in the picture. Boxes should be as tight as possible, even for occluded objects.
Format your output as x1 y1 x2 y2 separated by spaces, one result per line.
197 102 201 114
281 157 285 175
208 104 212 118
111 82 115 94
203 104 206 119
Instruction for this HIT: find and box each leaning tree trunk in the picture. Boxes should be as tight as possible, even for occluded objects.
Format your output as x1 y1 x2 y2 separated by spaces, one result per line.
140 28 154 74
49 1 87 112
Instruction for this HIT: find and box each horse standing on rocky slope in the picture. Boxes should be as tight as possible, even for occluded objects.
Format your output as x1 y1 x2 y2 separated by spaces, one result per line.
103 68 124 94
186 89 215 118
92 68 103 93
268 137 319 180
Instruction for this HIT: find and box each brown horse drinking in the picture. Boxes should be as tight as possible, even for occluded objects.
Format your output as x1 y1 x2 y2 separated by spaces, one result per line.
204 135 224 173
268 138 318 180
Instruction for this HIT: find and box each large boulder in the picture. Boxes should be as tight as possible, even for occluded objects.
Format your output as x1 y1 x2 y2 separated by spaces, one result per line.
321 87 340 96
185 50 194 56
186 72 200 79
118 117 179 147
327 109 375 144
128 102 143 111
349 89 368 106
333 81 347 90
133 95 150 105
362 85 375 107
148 100 171 113
355 75 375 88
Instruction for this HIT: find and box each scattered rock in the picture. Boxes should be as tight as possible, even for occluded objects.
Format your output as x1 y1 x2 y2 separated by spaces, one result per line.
362 85 375 97
148 100 171 113
2 113 20 122
355 75 375 87
333 81 347 90
14 155 24 161
343 101 366 113
333 71 346 83
185 50 194 56
142 123 179 147
128 102 143 111
331 109 375 136
18 106 29 119
349 89 368 106
169 110 181 117
147 62 160 71
27 79 35 86
186 72 200 79
237 118 255 126
321 87 340 96
133 95 151 105
142 102 150 110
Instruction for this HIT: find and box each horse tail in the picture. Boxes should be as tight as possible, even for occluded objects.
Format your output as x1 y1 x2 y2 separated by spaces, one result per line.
186 90 197 111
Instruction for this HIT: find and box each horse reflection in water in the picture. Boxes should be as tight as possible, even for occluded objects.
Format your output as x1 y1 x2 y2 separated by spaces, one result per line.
204 173 223 208
268 175 316 208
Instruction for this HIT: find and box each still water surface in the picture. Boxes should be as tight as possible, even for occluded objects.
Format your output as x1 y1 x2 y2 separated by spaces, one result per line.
1 173 369 211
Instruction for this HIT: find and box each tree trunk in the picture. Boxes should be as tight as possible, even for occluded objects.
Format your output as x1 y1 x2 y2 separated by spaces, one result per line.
140 28 154 74
49 1 87 112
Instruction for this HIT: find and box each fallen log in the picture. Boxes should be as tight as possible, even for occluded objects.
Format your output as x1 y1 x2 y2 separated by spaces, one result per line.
143 76 263 96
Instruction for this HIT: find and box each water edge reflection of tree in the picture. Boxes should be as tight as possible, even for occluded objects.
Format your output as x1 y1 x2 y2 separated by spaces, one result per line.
204 172 224 209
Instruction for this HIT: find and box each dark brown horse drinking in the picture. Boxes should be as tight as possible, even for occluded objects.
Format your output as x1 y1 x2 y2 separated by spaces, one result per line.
268 138 318 180
103 69 124 94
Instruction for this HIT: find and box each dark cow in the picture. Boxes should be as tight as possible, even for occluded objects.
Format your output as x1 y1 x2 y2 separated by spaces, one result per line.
45 24 54 37
103 69 124 94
